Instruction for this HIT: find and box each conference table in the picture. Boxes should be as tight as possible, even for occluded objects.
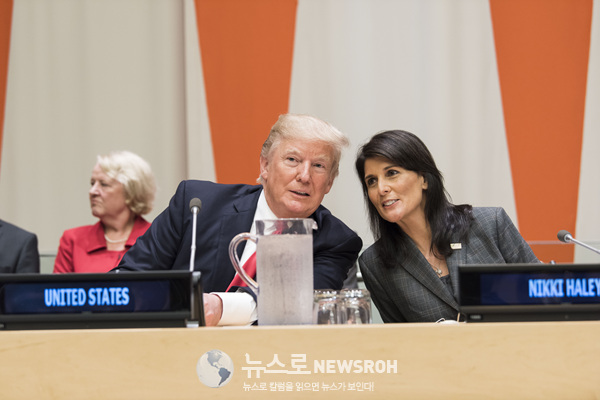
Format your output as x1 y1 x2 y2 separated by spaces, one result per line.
1 321 598 399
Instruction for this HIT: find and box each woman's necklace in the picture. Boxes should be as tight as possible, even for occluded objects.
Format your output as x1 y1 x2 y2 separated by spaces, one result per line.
104 220 134 244
104 234 127 244
428 256 444 277
431 263 443 277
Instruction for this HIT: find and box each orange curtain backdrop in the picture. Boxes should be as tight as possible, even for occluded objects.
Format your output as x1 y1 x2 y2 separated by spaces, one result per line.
194 0 297 184
490 0 593 262
0 0 14 173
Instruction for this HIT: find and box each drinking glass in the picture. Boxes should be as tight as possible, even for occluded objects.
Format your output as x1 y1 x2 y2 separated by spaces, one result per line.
340 288 372 324
313 289 346 324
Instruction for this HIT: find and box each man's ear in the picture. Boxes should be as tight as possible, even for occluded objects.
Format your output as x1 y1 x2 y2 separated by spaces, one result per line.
324 175 335 195
259 156 269 182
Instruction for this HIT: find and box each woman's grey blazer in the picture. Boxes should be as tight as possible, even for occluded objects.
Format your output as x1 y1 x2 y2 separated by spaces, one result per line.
358 207 539 323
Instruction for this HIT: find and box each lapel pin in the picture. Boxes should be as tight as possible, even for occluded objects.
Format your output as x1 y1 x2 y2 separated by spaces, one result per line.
451 243 462 250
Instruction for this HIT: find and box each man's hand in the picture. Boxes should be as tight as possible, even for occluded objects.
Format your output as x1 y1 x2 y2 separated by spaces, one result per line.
203 293 223 326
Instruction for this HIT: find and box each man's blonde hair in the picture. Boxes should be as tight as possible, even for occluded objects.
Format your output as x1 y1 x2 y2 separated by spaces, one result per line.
258 114 349 184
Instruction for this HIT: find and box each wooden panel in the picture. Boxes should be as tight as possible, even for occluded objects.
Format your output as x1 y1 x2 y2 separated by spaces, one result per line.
0 322 598 399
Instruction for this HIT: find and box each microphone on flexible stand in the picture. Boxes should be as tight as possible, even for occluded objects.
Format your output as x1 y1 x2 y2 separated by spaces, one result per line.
189 198 202 272
557 230 600 256
188 198 205 327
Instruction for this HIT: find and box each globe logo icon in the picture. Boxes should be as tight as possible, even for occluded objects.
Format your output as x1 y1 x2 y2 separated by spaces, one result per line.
196 349 234 388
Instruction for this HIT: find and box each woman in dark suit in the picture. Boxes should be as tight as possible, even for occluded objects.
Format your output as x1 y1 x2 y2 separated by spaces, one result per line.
355 130 539 323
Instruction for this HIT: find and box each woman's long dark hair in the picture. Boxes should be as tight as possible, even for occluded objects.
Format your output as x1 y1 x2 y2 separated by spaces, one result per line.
355 130 473 267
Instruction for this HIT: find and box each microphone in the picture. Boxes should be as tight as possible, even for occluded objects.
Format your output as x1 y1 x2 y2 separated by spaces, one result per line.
557 230 600 256
187 198 205 327
189 198 202 272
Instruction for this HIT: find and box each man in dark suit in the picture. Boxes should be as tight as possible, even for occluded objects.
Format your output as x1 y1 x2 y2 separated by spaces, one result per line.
118 114 362 325
0 219 40 273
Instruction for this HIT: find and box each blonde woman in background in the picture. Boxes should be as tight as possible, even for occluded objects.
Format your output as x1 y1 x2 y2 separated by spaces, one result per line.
54 151 156 273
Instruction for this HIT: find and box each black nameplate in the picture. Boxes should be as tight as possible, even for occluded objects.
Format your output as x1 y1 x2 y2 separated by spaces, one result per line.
0 271 198 330
458 263 600 322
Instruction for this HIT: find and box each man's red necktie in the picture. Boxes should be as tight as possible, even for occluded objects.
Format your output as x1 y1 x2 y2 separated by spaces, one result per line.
226 226 285 291
226 251 256 291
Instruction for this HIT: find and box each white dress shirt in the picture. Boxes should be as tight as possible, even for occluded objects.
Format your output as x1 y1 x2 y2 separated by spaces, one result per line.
214 190 278 326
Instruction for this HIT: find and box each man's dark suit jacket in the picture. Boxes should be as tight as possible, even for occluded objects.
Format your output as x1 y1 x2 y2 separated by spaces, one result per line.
118 180 362 292
359 207 539 323
0 219 40 273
